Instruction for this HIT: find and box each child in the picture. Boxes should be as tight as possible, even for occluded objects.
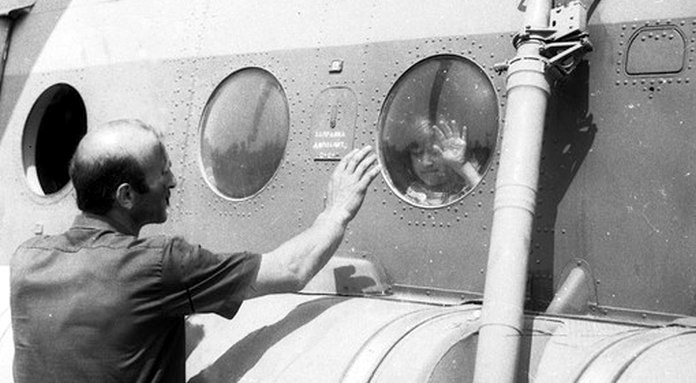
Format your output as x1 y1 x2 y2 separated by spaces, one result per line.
405 118 482 205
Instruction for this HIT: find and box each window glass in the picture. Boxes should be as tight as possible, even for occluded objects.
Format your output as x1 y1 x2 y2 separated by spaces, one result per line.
378 55 499 207
22 84 87 196
200 68 289 200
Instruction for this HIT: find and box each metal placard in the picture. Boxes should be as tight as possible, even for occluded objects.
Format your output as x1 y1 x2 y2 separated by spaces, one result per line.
310 87 357 160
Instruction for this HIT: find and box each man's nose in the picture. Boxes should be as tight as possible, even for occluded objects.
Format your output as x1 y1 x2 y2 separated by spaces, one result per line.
168 171 178 188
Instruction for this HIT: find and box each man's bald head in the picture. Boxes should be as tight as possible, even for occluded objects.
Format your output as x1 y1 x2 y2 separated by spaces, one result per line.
70 119 165 214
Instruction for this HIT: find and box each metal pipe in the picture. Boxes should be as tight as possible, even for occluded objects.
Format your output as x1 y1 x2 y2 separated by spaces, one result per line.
473 1 552 382
546 264 592 315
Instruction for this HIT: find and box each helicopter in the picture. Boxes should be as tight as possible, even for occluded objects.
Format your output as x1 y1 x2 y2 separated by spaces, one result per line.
1 0 696 381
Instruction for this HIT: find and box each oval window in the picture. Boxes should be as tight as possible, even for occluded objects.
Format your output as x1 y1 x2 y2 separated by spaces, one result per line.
22 83 87 196
378 55 499 208
200 68 290 200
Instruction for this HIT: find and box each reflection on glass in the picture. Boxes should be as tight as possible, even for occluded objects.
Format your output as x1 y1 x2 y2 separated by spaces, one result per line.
379 55 499 207
200 68 289 200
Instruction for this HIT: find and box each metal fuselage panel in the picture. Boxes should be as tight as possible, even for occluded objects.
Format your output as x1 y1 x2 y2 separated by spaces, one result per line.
548 9 696 315
0 0 518 295
1 0 696 324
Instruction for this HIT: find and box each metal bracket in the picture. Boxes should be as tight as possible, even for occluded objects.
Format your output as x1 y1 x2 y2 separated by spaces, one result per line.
542 36 593 77
516 0 587 45
494 0 593 78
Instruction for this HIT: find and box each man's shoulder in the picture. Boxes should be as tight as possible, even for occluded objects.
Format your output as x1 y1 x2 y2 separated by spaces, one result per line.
131 234 175 249
15 231 185 252
131 235 202 261
14 232 76 251
136 234 194 249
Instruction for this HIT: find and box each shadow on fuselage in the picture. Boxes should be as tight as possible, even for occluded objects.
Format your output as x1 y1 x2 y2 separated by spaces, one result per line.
187 297 345 383
528 61 596 311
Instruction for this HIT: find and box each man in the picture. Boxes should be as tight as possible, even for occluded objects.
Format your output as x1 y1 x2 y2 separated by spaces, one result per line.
10 119 380 382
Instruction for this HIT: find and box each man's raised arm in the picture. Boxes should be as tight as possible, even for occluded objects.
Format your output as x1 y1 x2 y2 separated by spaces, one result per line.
245 146 380 299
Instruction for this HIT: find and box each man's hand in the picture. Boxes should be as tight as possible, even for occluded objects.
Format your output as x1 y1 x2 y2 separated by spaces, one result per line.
324 146 381 224
248 146 380 298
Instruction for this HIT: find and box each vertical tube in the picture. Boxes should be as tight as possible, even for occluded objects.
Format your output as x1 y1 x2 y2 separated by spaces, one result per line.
472 1 552 382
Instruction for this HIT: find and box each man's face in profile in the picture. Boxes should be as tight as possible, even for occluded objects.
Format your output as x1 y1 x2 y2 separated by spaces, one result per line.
132 143 177 226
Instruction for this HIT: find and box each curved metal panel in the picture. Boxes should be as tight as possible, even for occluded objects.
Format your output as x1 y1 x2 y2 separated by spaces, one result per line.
618 330 696 382
185 295 455 382
575 327 696 382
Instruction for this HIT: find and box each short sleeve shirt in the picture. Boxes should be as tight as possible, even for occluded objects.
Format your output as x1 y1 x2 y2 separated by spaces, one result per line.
10 214 260 383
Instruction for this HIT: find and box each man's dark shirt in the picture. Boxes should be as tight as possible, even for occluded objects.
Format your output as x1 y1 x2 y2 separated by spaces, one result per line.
10 214 260 383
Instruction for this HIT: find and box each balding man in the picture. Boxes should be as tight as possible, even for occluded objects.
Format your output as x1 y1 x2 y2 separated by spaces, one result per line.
10 119 380 383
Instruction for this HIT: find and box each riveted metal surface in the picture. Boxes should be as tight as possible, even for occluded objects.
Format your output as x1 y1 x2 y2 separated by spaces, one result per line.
550 14 696 317
0 0 516 303
156 15 513 293
2 6 696 381
625 26 685 75
0 0 690 314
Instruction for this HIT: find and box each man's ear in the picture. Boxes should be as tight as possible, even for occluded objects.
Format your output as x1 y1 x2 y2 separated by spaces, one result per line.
115 183 136 210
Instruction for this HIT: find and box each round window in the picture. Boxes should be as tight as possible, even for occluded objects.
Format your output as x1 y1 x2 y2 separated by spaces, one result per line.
200 68 290 200
22 84 87 196
378 55 499 208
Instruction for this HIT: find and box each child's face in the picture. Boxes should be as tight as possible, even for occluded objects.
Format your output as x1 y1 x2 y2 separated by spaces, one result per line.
410 142 451 187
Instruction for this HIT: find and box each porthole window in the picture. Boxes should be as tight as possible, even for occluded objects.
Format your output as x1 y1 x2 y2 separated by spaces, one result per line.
22 84 87 196
378 55 499 208
200 68 290 200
